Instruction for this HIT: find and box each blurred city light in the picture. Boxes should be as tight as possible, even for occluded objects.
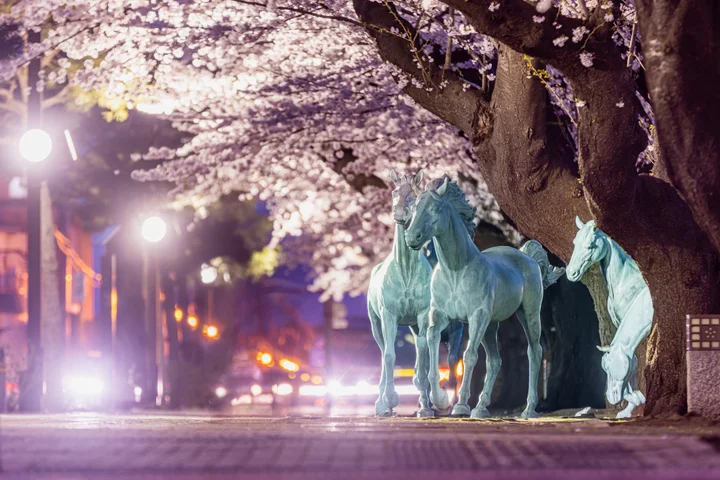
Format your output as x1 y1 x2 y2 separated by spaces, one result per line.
174 307 183 322
134 386 142 403
310 375 323 385
279 359 299 372
300 373 310 382
19 128 52 163
205 325 219 339
250 384 262 396
63 375 104 397
141 216 167 243
258 352 272 365
187 316 198 328
299 385 328 397
272 383 293 396
215 386 228 398
200 263 218 284
456 360 464 377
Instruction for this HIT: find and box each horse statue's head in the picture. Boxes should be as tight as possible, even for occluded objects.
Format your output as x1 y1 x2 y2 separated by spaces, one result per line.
598 344 636 405
405 175 475 250
566 216 608 282
389 169 424 225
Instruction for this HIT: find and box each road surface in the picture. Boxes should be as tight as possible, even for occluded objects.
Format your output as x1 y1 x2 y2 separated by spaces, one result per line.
2 413 720 479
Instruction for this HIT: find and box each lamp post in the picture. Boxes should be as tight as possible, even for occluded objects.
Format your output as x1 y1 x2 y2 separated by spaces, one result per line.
141 215 167 406
18 128 52 412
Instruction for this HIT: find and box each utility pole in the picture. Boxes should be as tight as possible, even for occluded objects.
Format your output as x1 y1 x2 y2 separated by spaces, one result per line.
20 29 43 412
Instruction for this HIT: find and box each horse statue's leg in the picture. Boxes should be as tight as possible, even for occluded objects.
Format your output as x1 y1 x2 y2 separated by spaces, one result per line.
453 307 491 417
411 320 433 418
380 307 400 414
445 322 464 405
516 304 542 419
471 322 501 419
369 309 389 416
427 308 450 410
617 354 645 419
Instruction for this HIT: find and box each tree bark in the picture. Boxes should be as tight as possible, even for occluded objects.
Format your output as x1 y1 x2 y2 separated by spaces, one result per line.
635 0 720 256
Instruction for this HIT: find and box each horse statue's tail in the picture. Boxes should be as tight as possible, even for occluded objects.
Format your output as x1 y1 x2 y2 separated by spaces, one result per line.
520 240 565 289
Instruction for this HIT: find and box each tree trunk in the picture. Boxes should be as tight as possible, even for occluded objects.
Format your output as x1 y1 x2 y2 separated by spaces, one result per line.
40 181 65 411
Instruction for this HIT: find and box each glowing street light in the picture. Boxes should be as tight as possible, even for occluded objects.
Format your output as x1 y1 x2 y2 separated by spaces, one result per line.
205 325 219 339
19 128 52 163
279 359 299 372
257 352 272 366
174 307 183 323
187 315 198 329
200 263 218 284
141 216 167 243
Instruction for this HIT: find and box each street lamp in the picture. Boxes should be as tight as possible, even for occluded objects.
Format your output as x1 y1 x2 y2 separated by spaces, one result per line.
200 263 217 284
141 216 167 243
19 128 53 412
19 128 52 163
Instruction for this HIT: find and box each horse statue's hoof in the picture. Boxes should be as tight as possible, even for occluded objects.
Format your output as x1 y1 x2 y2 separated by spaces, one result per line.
431 389 450 410
451 403 471 417
416 408 435 418
376 410 394 418
383 391 400 410
520 409 539 419
616 406 635 419
470 406 490 419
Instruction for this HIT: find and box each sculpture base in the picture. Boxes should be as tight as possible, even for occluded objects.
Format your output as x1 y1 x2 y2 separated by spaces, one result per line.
686 315 720 420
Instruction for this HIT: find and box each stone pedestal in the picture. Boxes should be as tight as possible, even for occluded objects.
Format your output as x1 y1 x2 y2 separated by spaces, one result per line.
686 315 720 419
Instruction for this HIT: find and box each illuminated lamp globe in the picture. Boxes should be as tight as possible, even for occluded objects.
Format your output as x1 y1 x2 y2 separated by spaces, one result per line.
141 216 167 243
200 263 218 284
19 129 52 163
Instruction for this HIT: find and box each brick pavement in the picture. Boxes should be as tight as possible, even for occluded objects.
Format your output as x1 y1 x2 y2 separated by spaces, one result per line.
1 414 720 479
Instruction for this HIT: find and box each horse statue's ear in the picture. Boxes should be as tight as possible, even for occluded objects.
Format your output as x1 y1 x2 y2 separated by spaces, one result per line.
575 216 584 229
597 345 610 353
436 176 449 196
413 170 424 187
390 169 400 186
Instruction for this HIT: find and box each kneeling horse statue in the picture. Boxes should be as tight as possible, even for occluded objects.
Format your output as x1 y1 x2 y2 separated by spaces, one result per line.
566 217 652 418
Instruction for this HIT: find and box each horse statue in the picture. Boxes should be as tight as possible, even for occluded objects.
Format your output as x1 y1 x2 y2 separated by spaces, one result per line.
367 170 463 417
405 175 564 419
566 216 652 418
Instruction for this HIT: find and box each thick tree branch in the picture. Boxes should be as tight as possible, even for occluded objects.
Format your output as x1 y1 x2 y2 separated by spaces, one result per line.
436 0 645 221
353 0 490 138
635 0 720 255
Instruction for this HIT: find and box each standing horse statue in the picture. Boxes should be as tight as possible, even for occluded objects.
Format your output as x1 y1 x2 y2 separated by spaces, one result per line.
367 170 463 417
566 217 652 418
405 175 564 419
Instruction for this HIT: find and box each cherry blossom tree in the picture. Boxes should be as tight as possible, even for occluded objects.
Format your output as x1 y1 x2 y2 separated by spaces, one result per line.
3 0 719 416
2 1 513 298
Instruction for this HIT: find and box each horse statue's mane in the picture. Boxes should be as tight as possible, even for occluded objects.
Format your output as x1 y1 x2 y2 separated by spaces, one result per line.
426 175 476 238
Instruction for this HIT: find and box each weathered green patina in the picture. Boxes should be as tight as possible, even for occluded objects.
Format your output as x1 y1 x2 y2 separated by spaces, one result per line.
405 175 564 419
366 171 462 417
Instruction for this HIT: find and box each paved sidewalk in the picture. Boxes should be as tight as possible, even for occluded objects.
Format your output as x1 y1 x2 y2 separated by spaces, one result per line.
2 413 720 479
